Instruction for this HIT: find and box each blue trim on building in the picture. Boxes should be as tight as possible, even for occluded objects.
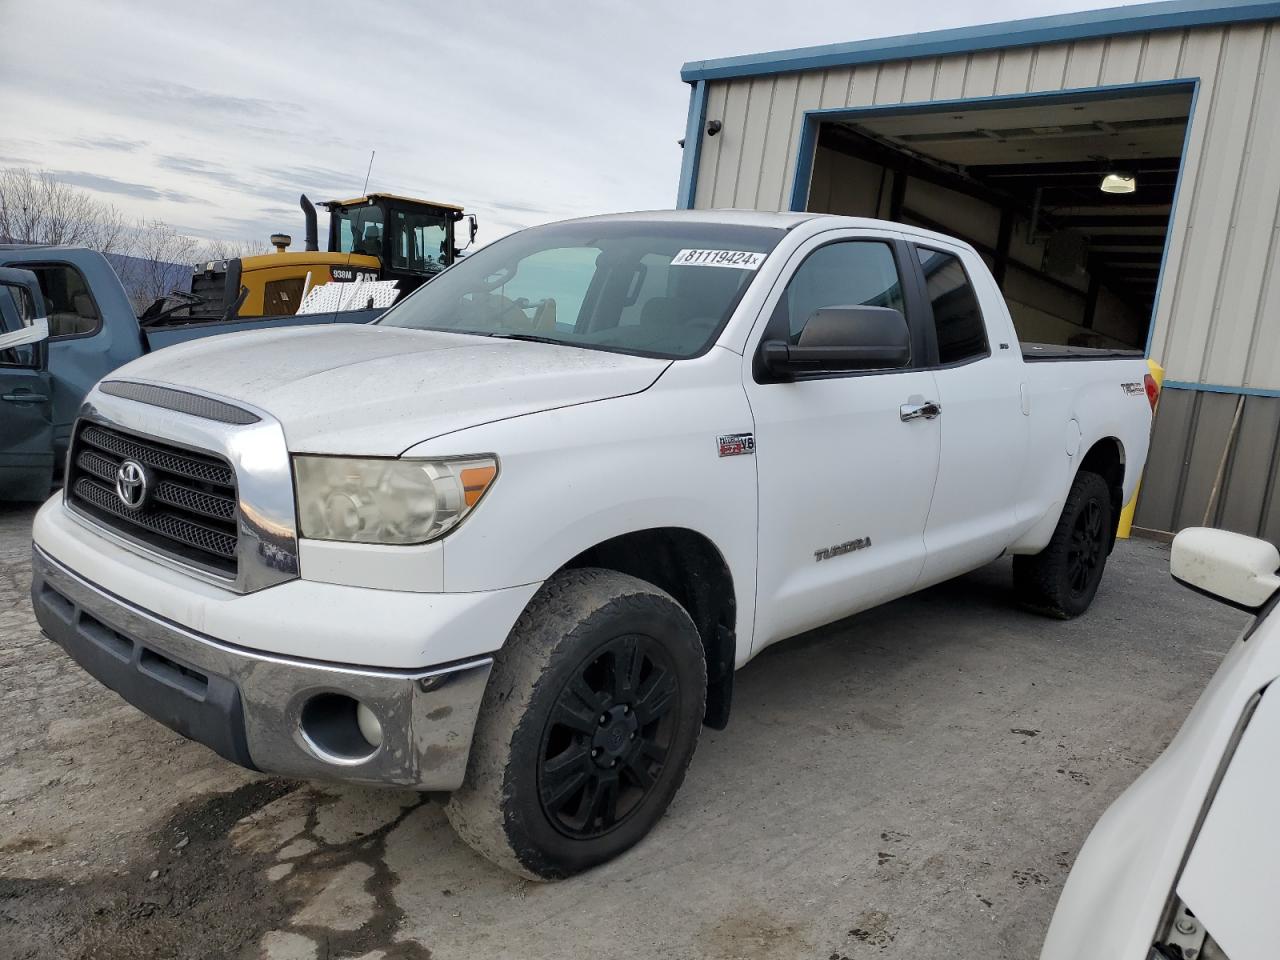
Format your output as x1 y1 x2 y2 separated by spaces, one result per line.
1146 78 1201 359
676 81 708 209
681 0 1280 82
1163 381 1280 397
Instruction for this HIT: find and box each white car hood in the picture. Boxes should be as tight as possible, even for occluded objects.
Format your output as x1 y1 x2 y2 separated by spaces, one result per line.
1041 608 1280 959
113 325 670 454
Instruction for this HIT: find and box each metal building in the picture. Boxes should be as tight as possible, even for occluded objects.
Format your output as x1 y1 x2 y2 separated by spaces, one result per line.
677 0 1280 542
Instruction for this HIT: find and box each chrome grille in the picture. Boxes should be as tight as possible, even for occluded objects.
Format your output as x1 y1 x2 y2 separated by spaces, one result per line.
67 423 239 576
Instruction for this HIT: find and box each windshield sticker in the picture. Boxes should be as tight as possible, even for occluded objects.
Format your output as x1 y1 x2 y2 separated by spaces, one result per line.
671 248 766 270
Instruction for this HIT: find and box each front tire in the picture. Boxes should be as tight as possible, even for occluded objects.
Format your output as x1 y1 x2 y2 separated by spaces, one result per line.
1013 469 1114 619
445 568 706 879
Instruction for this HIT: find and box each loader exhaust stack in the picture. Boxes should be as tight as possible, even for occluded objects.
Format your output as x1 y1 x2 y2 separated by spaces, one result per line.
300 194 319 252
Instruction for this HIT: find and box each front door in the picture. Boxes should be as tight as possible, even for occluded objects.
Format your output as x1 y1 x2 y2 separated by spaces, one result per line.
0 268 54 502
744 232 941 653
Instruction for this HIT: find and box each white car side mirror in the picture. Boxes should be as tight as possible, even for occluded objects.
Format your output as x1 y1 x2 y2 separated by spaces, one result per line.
1171 527 1280 612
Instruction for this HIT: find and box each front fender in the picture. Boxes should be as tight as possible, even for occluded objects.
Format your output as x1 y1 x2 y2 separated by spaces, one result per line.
406 352 760 662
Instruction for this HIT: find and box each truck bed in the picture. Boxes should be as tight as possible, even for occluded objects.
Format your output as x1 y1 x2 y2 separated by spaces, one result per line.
1021 342 1146 362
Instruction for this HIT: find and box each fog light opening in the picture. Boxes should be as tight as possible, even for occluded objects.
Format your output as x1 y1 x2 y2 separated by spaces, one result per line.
299 693 381 763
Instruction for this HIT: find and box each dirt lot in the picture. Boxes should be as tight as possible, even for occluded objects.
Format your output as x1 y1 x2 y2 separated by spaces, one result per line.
0 500 1249 960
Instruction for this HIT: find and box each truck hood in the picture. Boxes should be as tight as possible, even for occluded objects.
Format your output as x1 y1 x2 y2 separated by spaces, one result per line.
112 325 670 454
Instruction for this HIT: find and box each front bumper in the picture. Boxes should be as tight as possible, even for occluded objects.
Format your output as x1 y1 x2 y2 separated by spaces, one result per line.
32 546 492 790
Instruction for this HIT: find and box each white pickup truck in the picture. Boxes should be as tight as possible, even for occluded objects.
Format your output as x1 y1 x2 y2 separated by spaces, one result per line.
30 210 1157 879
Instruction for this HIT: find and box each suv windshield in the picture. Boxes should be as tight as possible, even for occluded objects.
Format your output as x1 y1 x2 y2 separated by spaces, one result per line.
376 219 785 359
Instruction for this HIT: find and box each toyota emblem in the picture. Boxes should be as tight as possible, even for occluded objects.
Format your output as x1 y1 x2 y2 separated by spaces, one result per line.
115 459 151 509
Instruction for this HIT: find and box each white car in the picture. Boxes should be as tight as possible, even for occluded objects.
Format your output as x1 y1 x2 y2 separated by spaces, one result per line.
1043 527 1280 960
29 210 1157 878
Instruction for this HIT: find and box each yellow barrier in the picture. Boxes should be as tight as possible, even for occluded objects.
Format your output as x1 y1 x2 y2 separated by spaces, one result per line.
1116 357 1165 539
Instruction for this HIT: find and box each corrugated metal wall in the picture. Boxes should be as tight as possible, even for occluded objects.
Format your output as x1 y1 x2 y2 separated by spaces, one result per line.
691 21 1280 392
1136 388 1280 541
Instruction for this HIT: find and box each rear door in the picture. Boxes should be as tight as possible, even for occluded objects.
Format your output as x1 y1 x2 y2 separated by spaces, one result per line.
744 230 941 652
908 242 1029 588
0 268 55 502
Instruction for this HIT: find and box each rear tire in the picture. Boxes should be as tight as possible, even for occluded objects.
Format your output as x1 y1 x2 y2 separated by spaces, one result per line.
1013 470 1113 619
445 568 706 880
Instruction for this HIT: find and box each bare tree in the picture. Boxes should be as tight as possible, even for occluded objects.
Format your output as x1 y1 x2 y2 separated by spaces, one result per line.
196 238 267 262
0 167 130 255
118 219 201 308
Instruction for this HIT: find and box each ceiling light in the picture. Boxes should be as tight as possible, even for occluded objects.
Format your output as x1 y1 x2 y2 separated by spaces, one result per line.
1100 171 1137 194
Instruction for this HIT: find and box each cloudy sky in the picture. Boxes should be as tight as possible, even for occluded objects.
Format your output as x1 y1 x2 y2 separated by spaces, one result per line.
3 0 1148 247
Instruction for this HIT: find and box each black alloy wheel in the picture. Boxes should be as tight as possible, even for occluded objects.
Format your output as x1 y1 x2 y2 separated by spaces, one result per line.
1012 469 1114 619
1066 495 1107 597
538 634 679 839
444 568 706 879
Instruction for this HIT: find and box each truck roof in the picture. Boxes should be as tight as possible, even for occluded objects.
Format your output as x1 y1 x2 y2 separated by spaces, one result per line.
323 193 466 212
554 209 981 250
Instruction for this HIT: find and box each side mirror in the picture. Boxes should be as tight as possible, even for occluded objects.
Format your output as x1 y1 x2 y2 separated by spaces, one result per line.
455 214 479 256
761 305 910 378
1171 527 1280 612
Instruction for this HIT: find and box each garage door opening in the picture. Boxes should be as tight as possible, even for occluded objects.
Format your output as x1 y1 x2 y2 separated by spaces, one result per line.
798 84 1194 352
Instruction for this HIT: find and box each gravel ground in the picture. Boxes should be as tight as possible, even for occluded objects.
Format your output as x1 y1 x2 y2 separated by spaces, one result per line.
0 500 1249 959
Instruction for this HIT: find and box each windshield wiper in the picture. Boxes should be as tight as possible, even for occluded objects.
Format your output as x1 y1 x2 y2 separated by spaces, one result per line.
487 332 572 347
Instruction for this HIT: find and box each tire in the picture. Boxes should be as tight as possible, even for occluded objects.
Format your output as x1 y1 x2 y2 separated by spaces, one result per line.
1013 470 1114 620
445 568 707 880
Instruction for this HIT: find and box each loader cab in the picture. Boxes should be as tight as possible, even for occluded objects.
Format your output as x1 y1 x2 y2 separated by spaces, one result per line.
325 194 472 294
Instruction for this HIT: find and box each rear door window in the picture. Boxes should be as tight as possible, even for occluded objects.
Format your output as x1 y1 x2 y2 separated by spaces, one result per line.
915 247 988 365
15 262 101 339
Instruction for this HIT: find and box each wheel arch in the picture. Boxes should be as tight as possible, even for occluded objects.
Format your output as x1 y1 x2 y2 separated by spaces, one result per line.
558 526 737 730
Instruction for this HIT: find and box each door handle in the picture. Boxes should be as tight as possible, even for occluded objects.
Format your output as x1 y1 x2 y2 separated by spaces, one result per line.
2 392 48 403
900 400 942 422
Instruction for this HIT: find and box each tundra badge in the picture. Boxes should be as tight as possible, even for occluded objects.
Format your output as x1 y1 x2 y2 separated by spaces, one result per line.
814 537 872 562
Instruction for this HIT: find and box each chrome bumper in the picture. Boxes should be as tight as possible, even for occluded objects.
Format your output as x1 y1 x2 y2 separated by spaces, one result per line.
31 547 492 790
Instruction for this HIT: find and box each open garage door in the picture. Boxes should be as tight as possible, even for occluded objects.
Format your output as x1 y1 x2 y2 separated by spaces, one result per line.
799 85 1193 351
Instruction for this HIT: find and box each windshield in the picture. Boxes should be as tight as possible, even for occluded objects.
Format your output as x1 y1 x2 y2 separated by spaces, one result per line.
376 220 786 359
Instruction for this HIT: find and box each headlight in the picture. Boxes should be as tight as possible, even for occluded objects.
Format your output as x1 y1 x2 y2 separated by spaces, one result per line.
293 455 497 544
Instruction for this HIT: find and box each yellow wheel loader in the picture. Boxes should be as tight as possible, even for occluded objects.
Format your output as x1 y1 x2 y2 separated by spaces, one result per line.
189 194 478 319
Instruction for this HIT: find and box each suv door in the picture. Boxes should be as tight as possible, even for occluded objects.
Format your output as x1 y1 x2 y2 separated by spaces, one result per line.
907 242 1028 588
0 267 55 502
743 231 941 653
